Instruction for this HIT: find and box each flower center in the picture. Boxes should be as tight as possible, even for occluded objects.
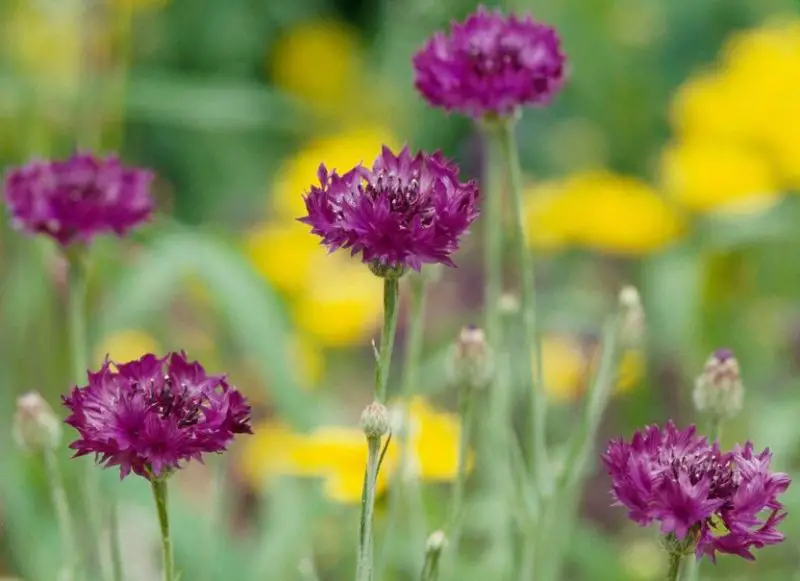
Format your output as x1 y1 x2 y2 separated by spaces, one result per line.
139 378 205 428
670 450 739 502
364 171 435 226
467 41 522 76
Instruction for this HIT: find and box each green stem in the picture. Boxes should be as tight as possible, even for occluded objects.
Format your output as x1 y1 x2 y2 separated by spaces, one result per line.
356 438 382 581
108 501 124 581
446 387 475 559
667 552 683 581
375 277 400 402
495 118 548 487
45 450 77 581
151 479 175 581
420 547 444 581
378 274 428 575
67 256 106 581
482 121 505 354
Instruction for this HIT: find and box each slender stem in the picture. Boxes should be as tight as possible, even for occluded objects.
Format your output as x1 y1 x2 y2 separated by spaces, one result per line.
378 274 428 575
67 255 106 581
45 450 77 581
446 387 475 558
495 118 548 487
375 278 400 402
482 123 505 355
150 479 175 581
667 552 683 581
356 438 382 581
420 549 443 581
108 501 124 581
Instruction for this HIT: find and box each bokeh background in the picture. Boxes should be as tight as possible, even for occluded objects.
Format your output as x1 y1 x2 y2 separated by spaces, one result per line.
1 0 800 579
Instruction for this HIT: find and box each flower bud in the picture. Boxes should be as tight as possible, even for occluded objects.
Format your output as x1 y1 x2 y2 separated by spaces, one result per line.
425 530 448 553
13 391 62 452
618 285 645 348
360 401 390 439
693 349 743 419
447 325 493 391
499 293 520 316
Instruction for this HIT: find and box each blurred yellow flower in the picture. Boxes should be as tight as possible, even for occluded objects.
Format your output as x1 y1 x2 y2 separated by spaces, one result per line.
269 20 362 113
525 171 682 255
4 3 81 90
659 139 780 214
245 220 322 295
534 335 644 403
669 19 800 192
291 261 382 348
271 126 399 219
239 397 467 503
95 329 160 366
619 538 664 580
399 397 470 481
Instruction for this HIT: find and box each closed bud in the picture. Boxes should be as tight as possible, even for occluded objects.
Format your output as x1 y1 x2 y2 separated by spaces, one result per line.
447 325 493 391
693 349 743 419
13 391 62 452
368 261 407 280
360 401 390 439
618 285 645 348
425 530 448 553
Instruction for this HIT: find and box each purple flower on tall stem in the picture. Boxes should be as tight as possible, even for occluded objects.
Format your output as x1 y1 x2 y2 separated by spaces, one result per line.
3 152 154 247
63 352 252 480
299 145 480 273
413 6 566 119
602 421 790 562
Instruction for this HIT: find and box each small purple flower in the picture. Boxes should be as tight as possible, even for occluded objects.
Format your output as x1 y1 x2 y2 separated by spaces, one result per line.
603 421 790 562
413 6 566 118
3 152 154 247
299 145 479 273
63 352 252 480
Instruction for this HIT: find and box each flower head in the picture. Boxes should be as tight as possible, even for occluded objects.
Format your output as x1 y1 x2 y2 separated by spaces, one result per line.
299 145 479 272
603 422 789 562
63 352 252 480
693 349 744 420
3 152 154 247
413 6 566 118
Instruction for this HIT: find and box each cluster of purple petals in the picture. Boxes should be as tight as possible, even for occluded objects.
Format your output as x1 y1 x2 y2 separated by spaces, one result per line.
299 145 480 271
63 352 252 480
3 152 154 246
602 421 790 562
413 6 566 118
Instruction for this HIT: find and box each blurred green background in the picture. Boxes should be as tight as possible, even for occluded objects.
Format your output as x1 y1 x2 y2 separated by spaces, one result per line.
1 0 800 579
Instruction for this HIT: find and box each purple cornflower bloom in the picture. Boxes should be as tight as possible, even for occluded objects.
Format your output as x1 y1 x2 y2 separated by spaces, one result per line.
413 6 566 118
299 145 479 273
63 352 252 480
603 421 790 562
3 152 154 247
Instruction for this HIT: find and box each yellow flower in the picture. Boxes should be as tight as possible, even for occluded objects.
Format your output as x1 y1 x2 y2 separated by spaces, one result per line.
525 171 682 255
239 398 467 503
659 139 780 214
95 330 160 366
534 334 587 403
533 335 645 403
401 397 470 481
4 3 82 91
245 220 321 295
619 538 664 581
271 126 399 220
291 260 382 348
269 20 362 113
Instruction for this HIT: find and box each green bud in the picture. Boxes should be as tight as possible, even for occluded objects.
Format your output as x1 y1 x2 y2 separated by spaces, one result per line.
693 349 743 420
13 391 62 453
447 325 493 391
360 401 390 439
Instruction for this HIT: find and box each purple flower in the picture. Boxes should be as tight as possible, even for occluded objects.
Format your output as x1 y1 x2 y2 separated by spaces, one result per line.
603 422 790 562
299 145 479 272
63 352 252 480
413 6 566 118
3 152 154 247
